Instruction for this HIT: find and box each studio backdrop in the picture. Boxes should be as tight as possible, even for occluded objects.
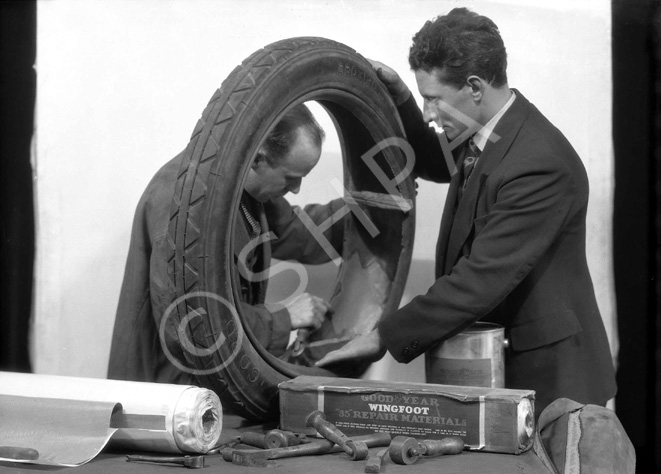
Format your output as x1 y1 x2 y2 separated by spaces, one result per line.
32 0 616 385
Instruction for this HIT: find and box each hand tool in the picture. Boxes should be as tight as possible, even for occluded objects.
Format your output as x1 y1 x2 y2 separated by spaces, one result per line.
291 307 334 358
227 432 391 466
221 445 258 462
364 447 389 473
0 446 39 461
305 410 369 460
291 329 310 357
388 436 464 465
125 454 205 469
239 429 306 449
265 429 306 448
228 440 334 467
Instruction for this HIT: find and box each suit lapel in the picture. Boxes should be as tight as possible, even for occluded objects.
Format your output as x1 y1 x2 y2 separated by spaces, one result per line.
440 90 531 274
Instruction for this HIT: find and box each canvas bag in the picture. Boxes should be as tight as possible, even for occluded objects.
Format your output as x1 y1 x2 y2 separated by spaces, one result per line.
533 398 636 473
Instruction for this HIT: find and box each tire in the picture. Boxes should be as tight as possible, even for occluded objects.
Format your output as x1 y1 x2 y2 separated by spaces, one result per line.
166 37 416 421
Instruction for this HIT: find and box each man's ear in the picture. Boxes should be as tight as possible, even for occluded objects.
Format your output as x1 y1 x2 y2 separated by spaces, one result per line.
251 151 267 170
466 75 485 100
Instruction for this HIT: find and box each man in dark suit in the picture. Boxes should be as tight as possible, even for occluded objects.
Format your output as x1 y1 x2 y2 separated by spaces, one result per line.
317 7 616 415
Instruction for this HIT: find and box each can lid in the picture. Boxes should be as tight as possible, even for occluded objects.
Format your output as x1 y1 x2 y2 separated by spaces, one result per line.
462 322 504 334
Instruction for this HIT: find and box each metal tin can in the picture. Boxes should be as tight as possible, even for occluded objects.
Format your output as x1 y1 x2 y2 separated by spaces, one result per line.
425 322 506 388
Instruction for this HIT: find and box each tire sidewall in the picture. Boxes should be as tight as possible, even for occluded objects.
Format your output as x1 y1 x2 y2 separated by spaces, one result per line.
174 38 414 419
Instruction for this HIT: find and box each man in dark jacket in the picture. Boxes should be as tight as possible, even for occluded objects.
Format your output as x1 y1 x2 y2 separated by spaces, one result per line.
318 8 616 415
108 104 344 384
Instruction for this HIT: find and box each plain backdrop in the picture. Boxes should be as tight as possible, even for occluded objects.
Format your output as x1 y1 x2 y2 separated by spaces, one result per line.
32 0 615 385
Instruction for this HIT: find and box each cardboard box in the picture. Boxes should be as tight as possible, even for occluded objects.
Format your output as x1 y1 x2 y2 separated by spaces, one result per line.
279 376 535 454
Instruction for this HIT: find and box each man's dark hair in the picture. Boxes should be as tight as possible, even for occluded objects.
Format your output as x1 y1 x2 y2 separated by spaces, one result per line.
261 103 325 164
409 7 508 88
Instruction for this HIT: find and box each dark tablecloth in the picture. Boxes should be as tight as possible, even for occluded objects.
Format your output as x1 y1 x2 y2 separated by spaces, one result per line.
0 412 551 474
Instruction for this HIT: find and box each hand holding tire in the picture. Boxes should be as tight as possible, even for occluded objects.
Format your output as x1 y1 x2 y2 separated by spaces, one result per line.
286 293 331 330
368 59 411 105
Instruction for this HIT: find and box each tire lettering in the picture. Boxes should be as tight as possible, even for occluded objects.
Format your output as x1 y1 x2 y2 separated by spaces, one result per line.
336 62 376 91
239 354 251 370
247 368 259 383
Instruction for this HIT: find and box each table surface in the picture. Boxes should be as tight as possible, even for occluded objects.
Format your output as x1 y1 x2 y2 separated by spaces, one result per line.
0 413 552 474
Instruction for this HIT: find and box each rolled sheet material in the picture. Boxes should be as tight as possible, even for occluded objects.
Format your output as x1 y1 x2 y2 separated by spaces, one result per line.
0 371 222 464
0 394 120 466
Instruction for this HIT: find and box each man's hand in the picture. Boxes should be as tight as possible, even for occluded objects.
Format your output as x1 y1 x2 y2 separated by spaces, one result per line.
315 329 386 367
286 293 331 330
368 59 411 106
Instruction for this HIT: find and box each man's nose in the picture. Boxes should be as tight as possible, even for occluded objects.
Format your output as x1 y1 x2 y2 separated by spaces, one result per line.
288 179 302 194
422 101 437 124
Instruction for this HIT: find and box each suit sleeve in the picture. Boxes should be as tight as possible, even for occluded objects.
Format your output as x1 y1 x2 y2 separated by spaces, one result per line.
397 95 452 184
379 149 581 362
265 197 345 264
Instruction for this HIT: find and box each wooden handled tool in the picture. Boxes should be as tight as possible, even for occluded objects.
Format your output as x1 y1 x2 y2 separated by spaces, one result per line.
388 436 464 465
239 429 306 449
226 432 391 467
364 448 389 473
305 410 369 460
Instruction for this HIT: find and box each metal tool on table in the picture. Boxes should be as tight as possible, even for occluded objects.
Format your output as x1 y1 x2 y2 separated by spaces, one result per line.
125 454 205 469
239 429 307 449
305 409 369 460
225 432 392 466
388 436 464 465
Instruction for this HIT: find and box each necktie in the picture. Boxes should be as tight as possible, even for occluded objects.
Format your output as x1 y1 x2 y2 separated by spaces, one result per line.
240 201 262 239
458 136 480 201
